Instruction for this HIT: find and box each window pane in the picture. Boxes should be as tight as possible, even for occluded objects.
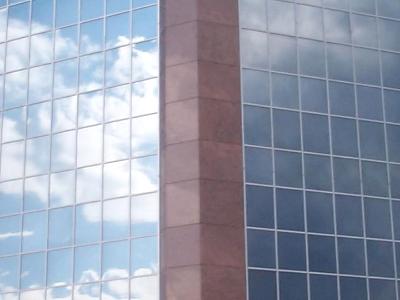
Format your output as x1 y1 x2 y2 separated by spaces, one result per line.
297 5 323 40
55 26 78 60
268 0 295 35
327 44 353 82
385 89 400 124
106 45 131 87
76 165 102 204
273 109 300 150
0 215 20 255
271 73 299 109
50 170 75 207
131 155 158 194
102 241 129 280
298 39 325 77
302 113 330 154
32 0 53 33
379 18 400 52
0 256 19 292
75 202 101 244
105 85 131 121
54 59 78 98
357 86 383 121
0 180 22 216
27 101 51 137
367 240 395 278
51 131 76 171
47 248 73 287
104 120 130 162
53 96 77 132
78 91 103 127
365 197 392 239
333 157 360 194
248 230 276 268
359 121 386 160
74 245 100 283
132 114 158 157
388 125 400 163
306 192 334 234
370 279 396 300
352 14 377 47
131 192 158 238
304 154 332 191
77 125 103 167
338 237 365 275
24 175 48 211
56 0 78 27
104 161 130 199
331 117 358 157
132 40 158 81
340 277 367 300
81 0 104 21
25 136 49 177
382 51 400 89
5 70 28 109
103 197 130 240
278 232 306 271
248 270 277 300
308 235 336 273
240 30 268 69
80 19 104 55
49 207 73 248
21 252 46 289
279 272 307 300
22 211 47 252
8 2 30 40
362 161 388 197
244 106 271 147
270 35 297 73
6 38 29 72
132 6 157 42
28 65 52 104
275 151 302 188
300 77 328 114
30 32 53 66
246 185 274 229
3 106 26 142
336 195 363 236
310 275 338 300
107 0 130 14
79 53 104 93
131 236 158 276
277 189 304 231
1 141 25 180
354 48 380 85
240 0 267 31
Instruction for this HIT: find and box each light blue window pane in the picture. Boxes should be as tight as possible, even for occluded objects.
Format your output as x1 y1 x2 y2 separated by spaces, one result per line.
131 236 158 277
5 70 28 109
55 26 78 60
54 59 78 98
0 180 22 216
81 0 104 21
28 64 53 103
6 37 29 72
271 73 299 109
240 0 267 31
47 286 72 300
76 166 102 204
0 141 25 181
132 78 158 117
8 2 30 39
297 5 323 40
53 96 77 132
74 283 100 300
132 114 158 157
32 0 53 34
268 0 295 36
379 19 400 52
49 207 73 248
0 256 19 292
21 290 45 300
51 131 76 171
132 40 158 81
131 155 158 195
75 202 101 245
131 276 158 299
80 19 104 55
20 252 46 289
50 170 75 207
105 85 131 122
24 175 48 211
77 125 103 167
102 279 129 299
47 248 73 287
377 0 400 19
240 30 268 69
79 53 104 93
102 241 130 280
74 245 101 283
22 211 47 252
132 6 157 42
327 44 353 82
103 197 130 240
133 0 156 8
270 34 297 74
0 8 6 43
103 161 130 200
56 0 78 27
107 0 130 14
27 101 51 137
104 119 130 162
30 32 53 66
25 136 50 177
106 46 131 87
350 0 375 14
131 193 158 237
324 0 348 9
2 106 26 142
298 39 326 77
78 90 103 127
106 12 130 48
0 215 20 255
352 14 377 48
325 9 351 43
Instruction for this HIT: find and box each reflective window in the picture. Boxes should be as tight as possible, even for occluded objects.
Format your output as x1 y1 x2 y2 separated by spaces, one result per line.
75 202 101 244
102 241 129 280
280 272 307 300
245 147 272 184
270 35 297 73
335 195 363 237
248 230 276 268
302 113 330 154
74 245 100 283
367 240 395 278
359 121 386 160
325 10 351 43
304 154 332 191
246 186 274 229
278 232 306 271
306 192 334 234
0 215 20 255
352 14 377 47
80 19 104 55
300 77 328 114
103 197 130 240
308 235 336 273
22 211 47 252
273 109 300 150
277 189 304 231
268 0 295 36
21 252 46 289
271 73 298 109
357 86 383 121
297 5 323 40
354 48 380 85
340 277 367 300
275 151 302 188
338 237 365 275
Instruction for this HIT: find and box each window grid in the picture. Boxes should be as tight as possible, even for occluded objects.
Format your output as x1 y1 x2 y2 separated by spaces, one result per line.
240 0 400 299
0 0 159 299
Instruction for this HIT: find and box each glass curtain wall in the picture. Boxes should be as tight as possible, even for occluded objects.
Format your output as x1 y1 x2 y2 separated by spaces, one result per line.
0 0 159 299
240 0 400 299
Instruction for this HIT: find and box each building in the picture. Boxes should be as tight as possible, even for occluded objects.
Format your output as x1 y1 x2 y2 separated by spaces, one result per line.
0 0 399 299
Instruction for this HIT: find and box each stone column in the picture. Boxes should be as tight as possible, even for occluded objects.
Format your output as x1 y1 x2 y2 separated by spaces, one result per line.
160 0 246 299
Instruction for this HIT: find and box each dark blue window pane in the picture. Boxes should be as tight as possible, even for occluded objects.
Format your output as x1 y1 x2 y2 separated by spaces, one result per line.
384 89 400 124
244 106 271 147
338 237 365 275
298 39 325 77
278 232 306 271
340 277 367 300
329 81 355 117
275 151 302 188
245 147 273 184
377 0 400 19
247 229 275 268
370 279 396 300
248 270 276 300
382 51 400 89
367 240 395 278
387 125 400 163
336 195 363 237
276 189 304 231
331 117 358 157
365 197 392 239
310 275 338 300
300 77 328 114
354 48 380 85
333 158 361 194
279 272 307 300
391 165 400 199
308 235 336 273
246 185 274 229
362 161 389 197
357 86 383 121
351 0 375 14
306 192 334 234
304 154 332 191
271 73 299 109
392 200 400 239
302 114 330 154
242 69 269 105
273 109 300 150
359 121 386 160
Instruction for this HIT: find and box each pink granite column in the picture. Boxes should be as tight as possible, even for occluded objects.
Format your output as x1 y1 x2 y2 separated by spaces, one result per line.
160 0 246 299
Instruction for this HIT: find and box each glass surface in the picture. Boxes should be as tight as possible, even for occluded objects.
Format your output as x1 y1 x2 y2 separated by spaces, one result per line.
268 0 295 35
306 192 334 234
338 237 365 275
304 154 332 191
273 109 300 150
247 229 275 268
244 106 271 147
352 14 377 47
308 235 336 273
300 77 328 113
246 186 274 229
302 113 330 153
297 4 323 40
270 35 297 73
0 0 160 297
276 189 304 231
275 150 302 188
278 232 306 271
245 147 273 184
271 73 299 109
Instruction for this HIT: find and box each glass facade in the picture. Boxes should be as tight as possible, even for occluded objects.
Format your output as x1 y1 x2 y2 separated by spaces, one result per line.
240 0 400 299
0 0 159 299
